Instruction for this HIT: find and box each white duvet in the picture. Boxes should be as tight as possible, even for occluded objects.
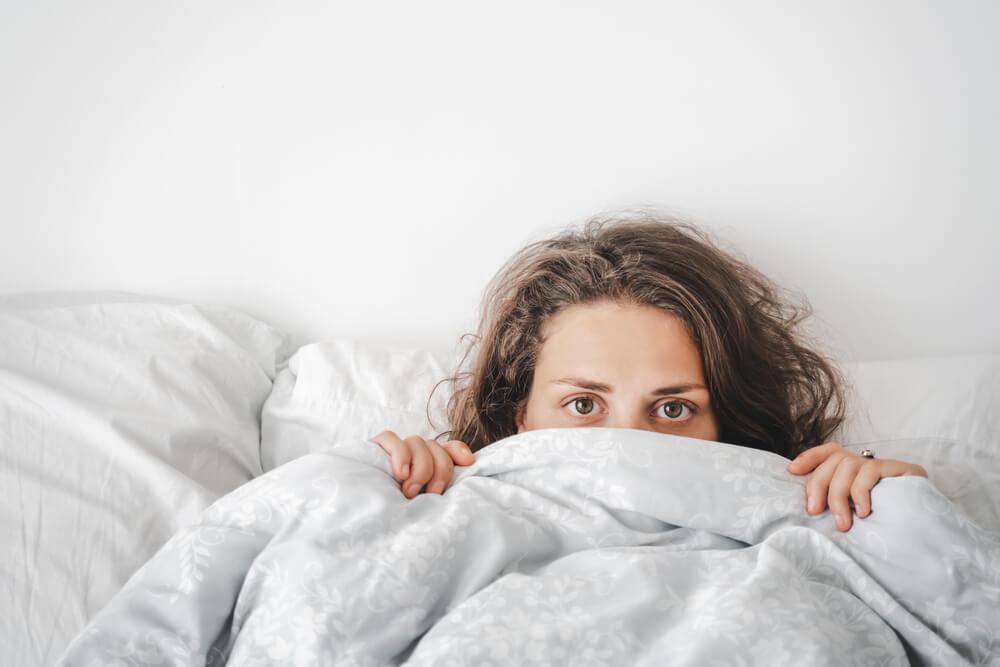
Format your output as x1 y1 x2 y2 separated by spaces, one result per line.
57 428 1000 665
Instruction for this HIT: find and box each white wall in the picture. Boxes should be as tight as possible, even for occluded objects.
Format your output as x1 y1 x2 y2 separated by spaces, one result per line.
1 1 997 362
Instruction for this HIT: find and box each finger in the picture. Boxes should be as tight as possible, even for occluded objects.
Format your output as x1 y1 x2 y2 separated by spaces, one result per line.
877 460 928 478
787 442 843 475
827 457 863 531
804 450 848 515
402 436 434 498
370 430 412 481
850 461 883 518
424 440 455 495
439 439 475 466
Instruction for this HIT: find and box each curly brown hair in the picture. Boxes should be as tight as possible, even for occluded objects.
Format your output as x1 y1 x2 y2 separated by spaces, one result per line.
429 210 847 460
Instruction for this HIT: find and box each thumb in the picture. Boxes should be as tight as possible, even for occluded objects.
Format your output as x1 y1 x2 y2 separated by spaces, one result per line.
786 448 826 474
440 439 475 465
786 451 812 472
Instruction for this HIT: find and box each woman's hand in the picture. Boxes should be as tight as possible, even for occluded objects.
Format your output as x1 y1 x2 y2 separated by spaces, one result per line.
786 442 928 532
369 430 475 499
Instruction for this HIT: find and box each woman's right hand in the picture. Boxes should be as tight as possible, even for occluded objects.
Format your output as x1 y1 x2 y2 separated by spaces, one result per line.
369 430 475 499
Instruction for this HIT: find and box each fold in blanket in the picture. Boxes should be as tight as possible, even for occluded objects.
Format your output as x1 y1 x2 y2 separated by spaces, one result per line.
58 428 1000 666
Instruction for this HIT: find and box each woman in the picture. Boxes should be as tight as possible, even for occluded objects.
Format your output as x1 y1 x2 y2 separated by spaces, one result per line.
371 211 928 532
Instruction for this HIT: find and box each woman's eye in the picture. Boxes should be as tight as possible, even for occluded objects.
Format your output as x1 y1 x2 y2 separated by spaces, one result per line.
658 401 693 421
568 397 597 416
565 398 694 422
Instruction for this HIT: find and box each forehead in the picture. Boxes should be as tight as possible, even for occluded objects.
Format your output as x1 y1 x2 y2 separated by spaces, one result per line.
535 301 704 380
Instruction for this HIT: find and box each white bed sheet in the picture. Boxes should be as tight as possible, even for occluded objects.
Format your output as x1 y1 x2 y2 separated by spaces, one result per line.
0 292 292 666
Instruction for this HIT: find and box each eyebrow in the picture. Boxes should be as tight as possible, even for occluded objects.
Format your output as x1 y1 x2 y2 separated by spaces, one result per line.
551 377 707 396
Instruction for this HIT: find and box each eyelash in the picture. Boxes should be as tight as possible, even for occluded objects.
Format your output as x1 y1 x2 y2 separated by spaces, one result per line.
562 395 698 422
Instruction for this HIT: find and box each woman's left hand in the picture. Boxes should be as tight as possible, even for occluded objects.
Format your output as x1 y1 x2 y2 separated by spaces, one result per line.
786 442 928 532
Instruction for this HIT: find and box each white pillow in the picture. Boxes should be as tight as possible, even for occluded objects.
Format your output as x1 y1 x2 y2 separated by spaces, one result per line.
264 340 999 454
260 339 454 472
0 291 293 666
832 354 1000 530
835 354 999 454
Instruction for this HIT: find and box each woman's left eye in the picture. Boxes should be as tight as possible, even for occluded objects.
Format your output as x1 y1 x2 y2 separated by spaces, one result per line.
657 401 694 421
567 397 598 416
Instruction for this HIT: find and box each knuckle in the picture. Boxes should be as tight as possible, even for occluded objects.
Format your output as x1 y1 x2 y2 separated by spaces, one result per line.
410 446 430 466
860 463 881 479
843 455 863 469
859 462 877 476
408 450 431 476
437 447 454 465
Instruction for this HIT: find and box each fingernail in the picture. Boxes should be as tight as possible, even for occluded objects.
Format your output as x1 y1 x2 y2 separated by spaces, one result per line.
428 480 445 494
808 496 819 513
837 514 847 529
404 482 420 496
401 463 410 479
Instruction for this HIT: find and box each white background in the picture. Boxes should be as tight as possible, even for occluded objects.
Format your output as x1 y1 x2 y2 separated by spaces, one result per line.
1 1 997 361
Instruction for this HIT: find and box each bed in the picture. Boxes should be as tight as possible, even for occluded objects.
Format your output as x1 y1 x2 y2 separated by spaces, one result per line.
2 292 998 666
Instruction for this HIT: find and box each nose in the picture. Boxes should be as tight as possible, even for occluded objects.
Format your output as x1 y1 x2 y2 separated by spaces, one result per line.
606 412 654 432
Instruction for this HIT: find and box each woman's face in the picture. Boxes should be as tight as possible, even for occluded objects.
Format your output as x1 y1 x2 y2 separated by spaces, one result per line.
515 300 720 441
